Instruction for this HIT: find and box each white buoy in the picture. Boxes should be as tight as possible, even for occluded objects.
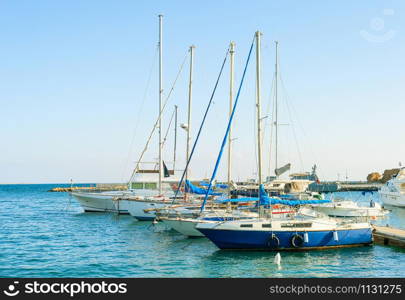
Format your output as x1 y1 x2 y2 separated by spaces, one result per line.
304 232 309 243
274 253 281 265
333 230 339 241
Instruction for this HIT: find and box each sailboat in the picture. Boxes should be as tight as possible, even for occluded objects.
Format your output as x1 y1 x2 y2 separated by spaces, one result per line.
115 24 205 220
195 32 373 250
156 41 266 236
72 16 185 214
231 42 318 198
196 204 373 250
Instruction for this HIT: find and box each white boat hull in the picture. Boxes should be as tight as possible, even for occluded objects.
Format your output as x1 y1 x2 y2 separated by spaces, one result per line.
71 192 129 214
312 205 387 217
379 192 405 208
161 218 204 237
123 199 169 221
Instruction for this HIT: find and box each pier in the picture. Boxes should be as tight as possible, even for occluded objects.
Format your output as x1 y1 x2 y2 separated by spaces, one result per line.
308 181 382 193
48 183 127 192
372 225 405 249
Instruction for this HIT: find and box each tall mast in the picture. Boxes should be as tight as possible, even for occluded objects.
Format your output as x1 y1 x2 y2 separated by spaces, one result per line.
185 45 194 188
274 41 279 177
228 41 235 195
255 31 263 185
158 14 163 194
173 105 178 171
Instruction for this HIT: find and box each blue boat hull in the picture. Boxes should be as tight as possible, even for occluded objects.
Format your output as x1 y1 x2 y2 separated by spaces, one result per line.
197 228 373 250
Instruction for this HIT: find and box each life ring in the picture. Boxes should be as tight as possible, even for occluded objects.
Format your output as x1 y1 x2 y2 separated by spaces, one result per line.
291 234 304 248
267 233 280 248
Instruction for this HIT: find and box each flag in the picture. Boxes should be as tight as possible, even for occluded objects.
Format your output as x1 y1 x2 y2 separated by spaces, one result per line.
163 161 170 177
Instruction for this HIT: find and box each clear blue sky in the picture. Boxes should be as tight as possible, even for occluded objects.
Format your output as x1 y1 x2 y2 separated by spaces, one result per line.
1 0 404 183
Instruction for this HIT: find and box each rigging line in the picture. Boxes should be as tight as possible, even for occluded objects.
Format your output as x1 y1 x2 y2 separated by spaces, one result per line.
268 75 276 175
283 85 305 172
161 107 176 149
262 74 275 140
128 50 189 184
120 44 159 182
261 66 277 177
253 89 258 180
200 36 255 213
171 46 231 204
279 72 313 175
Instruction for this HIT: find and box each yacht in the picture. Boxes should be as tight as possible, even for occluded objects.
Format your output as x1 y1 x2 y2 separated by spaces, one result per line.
379 168 405 207
311 198 388 218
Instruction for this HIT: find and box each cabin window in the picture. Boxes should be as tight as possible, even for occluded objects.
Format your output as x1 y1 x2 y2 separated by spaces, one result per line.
145 183 157 189
262 224 272 228
281 223 312 228
131 183 143 189
240 224 253 228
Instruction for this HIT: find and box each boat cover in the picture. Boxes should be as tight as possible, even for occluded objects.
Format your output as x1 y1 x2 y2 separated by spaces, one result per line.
216 185 331 206
200 181 228 189
185 180 222 196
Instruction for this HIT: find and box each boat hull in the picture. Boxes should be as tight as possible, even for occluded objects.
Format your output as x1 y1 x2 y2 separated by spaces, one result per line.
161 218 204 237
197 227 372 250
71 192 129 214
312 206 387 217
379 192 405 208
124 199 168 221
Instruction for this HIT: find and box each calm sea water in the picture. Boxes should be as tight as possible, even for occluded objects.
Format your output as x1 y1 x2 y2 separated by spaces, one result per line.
0 184 404 278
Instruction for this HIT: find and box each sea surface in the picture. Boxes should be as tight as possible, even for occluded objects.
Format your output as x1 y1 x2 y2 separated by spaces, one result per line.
0 184 404 278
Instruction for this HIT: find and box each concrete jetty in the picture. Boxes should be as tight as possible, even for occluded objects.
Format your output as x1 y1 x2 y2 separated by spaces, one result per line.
48 183 127 192
372 225 405 249
308 181 382 193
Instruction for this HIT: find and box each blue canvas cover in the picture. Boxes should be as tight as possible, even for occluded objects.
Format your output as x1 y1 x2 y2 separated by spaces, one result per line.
185 180 222 196
217 185 330 206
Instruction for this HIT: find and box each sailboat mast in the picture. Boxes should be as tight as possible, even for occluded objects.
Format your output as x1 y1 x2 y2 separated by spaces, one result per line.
255 31 263 185
185 45 194 187
158 14 163 194
228 41 235 194
173 105 178 171
274 41 279 177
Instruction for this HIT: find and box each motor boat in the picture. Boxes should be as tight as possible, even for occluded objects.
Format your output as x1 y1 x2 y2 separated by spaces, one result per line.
311 199 389 218
379 168 405 208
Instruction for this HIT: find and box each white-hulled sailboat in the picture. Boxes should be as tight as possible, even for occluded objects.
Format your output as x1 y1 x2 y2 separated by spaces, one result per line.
72 15 185 214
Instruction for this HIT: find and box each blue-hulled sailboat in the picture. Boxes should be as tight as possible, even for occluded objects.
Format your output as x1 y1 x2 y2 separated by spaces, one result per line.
195 32 373 250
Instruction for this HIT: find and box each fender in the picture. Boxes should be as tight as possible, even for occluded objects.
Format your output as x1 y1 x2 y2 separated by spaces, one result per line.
267 233 280 248
291 234 304 248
